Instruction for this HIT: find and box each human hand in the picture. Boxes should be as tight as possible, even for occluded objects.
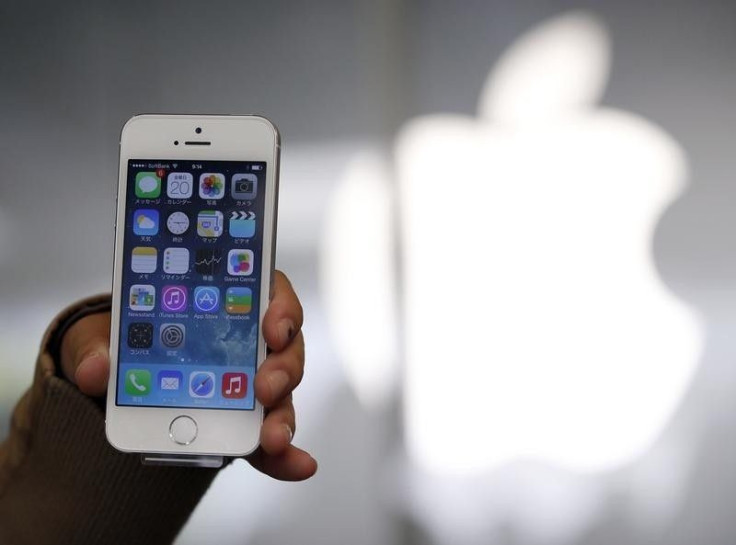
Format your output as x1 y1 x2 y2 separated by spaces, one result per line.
59 270 317 481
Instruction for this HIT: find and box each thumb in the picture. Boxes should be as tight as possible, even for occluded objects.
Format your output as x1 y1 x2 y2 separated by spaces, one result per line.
60 312 112 397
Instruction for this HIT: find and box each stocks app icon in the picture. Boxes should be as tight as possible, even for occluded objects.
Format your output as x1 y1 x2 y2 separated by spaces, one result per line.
160 323 185 348
195 249 222 275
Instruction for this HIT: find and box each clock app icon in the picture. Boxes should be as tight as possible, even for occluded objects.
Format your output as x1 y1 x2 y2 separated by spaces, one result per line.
166 211 190 235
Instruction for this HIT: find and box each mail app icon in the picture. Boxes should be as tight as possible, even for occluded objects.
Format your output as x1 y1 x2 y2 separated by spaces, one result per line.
158 370 183 391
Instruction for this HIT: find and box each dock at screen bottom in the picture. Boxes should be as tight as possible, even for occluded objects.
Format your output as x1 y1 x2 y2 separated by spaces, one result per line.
117 364 256 410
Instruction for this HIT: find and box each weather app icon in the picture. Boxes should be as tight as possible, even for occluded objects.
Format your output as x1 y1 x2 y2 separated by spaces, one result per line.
133 209 159 236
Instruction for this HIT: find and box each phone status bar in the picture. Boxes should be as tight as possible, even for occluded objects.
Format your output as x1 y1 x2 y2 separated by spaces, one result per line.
129 161 265 171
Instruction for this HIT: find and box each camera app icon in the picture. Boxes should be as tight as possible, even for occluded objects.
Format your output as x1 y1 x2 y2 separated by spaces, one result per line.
231 173 257 200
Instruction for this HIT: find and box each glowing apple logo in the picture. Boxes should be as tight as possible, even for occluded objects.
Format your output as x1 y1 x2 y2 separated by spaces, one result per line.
397 11 703 473
322 11 703 475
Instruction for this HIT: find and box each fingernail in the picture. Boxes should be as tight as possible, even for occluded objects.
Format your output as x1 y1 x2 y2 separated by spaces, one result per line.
267 370 290 400
75 352 105 382
283 424 293 444
277 319 295 345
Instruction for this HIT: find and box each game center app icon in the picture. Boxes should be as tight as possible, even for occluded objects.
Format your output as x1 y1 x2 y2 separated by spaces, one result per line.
161 285 187 312
222 372 247 399
129 284 155 311
128 322 153 348
135 172 161 199
227 249 255 276
133 209 159 236
197 210 224 237
199 173 225 199
231 173 257 200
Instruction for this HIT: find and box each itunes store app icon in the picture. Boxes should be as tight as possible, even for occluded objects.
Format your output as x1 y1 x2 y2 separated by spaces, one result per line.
161 285 187 312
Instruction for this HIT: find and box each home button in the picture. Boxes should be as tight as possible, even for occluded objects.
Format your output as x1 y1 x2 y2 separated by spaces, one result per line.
169 416 198 445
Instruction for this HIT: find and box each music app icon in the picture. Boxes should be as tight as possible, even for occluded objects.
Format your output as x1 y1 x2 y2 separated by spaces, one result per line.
161 285 188 312
222 372 247 399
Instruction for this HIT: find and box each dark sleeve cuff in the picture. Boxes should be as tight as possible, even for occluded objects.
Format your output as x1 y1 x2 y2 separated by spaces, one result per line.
0 295 220 545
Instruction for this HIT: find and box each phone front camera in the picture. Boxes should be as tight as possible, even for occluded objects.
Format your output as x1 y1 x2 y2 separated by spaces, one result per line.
174 140 179 145
195 127 202 134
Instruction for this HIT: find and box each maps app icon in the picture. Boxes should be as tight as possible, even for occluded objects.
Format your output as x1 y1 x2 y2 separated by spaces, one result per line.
197 210 223 237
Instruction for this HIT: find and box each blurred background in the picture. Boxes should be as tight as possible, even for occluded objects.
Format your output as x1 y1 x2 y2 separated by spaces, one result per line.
2 1 736 544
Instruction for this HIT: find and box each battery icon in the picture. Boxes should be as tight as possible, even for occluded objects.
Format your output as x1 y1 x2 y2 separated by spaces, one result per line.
251 165 262 171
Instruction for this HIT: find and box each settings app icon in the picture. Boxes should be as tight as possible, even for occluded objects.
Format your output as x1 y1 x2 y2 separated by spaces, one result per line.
160 323 185 348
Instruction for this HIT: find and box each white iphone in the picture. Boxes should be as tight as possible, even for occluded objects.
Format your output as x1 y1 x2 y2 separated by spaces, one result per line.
106 114 279 457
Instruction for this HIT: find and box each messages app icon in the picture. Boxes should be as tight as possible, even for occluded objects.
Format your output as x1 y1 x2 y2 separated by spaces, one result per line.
135 172 161 198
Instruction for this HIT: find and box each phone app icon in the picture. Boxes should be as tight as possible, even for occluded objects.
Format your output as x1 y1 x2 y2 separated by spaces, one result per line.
166 211 190 235
226 287 252 314
194 248 223 275
160 323 185 348
193 286 220 313
163 247 190 274
125 369 152 396
158 370 183 392
161 285 188 312
227 249 255 276
129 284 155 311
229 211 256 238
135 172 161 199
189 371 216 398
167 172 194 199
128 322 153 348
197 210 224 237
131 247 157 273
222 372 247 399
199 173 225 199
231 173 257 200
133 209 159 236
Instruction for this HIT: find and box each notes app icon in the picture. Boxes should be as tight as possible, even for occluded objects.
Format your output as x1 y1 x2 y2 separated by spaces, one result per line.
131 247 157 273
222 372 247 399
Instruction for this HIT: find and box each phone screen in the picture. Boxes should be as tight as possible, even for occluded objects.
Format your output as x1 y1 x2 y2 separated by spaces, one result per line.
115 159 267 411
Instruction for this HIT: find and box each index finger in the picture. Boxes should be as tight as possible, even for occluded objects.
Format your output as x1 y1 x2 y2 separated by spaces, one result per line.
262 270 303 352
